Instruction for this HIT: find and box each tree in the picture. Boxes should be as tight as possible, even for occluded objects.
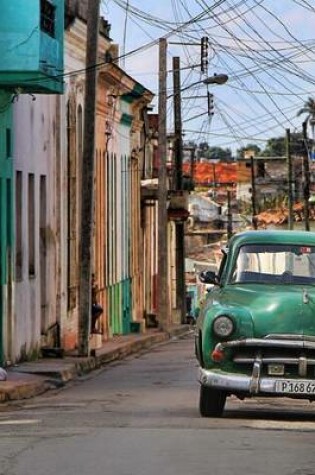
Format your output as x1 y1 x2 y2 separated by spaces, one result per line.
208 146 232 161
297 97 315 141
261 136 285 157
262 134 304 157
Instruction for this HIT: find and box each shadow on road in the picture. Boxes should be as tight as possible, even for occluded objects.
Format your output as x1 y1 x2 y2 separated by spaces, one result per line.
224 403 315 422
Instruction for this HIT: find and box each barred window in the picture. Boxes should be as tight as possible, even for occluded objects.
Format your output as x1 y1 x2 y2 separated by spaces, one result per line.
40 0 56 38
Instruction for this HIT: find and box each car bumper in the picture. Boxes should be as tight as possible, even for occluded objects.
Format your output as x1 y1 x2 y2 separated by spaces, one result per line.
198 367 315 396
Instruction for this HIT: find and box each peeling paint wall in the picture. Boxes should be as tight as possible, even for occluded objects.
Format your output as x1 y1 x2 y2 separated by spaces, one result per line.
13 94 58 361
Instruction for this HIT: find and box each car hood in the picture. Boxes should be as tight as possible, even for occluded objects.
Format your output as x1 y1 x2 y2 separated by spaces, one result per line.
218 284 315 338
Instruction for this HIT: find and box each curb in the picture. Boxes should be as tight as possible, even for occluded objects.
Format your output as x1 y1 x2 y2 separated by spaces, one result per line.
0 378 51 403
0 325 192 403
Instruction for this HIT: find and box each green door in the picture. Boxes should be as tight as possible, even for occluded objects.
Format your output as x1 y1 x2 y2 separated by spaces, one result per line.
122 279 131 334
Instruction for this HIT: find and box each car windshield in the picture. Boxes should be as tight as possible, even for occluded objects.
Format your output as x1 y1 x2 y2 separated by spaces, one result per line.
230 243 315 285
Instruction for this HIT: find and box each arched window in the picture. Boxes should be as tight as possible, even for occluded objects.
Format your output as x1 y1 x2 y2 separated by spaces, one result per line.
77 104 83 163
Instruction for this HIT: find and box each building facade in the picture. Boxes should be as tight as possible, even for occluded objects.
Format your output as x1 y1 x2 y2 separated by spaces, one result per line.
0 0 180 363
0 0 64 364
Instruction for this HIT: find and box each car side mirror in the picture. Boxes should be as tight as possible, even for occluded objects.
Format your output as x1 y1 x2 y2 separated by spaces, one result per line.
199 270 218 285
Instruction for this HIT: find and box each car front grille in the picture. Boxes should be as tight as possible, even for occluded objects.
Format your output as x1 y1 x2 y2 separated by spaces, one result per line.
233 349 315 378
220 335 315 378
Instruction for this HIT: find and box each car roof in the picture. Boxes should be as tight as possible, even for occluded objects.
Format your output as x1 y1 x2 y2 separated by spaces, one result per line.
229 230 315 248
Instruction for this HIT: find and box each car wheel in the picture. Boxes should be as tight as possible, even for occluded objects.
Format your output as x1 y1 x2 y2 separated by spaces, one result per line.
199 384 226 417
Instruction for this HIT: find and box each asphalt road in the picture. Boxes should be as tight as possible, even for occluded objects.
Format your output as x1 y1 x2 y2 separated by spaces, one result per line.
0 333 315 475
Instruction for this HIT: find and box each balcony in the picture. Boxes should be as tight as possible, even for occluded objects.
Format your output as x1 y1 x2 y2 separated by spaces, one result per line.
0 0 64 94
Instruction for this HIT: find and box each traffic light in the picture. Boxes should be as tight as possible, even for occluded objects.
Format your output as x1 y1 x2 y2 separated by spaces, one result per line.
201 36 209 73
208 92 214 116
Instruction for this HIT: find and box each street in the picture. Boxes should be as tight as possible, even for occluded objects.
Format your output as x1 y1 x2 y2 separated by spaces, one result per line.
0 333 315 475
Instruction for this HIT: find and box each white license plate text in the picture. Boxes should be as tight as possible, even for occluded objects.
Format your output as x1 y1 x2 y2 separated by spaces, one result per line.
275 380 315 394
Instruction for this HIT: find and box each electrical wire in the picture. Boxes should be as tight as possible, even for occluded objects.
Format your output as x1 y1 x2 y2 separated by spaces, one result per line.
15 0 313 155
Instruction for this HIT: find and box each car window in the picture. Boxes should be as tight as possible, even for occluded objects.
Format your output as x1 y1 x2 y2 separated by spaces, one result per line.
230 244 315 285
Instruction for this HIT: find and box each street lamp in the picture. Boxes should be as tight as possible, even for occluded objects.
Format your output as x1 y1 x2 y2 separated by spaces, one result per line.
170 73 229 97
203 73 229 85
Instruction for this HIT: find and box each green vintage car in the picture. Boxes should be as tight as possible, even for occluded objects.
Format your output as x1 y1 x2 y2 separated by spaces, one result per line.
195 230 315 417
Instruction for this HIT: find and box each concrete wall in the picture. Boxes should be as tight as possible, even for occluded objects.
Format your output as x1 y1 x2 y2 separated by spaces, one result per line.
13 94 59 360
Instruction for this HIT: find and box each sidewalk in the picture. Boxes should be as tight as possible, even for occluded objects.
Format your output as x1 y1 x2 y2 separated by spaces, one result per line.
0 324 192 403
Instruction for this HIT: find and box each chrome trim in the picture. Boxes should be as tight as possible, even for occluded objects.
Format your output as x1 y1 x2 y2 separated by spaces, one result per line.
233 356 315 365
199 367 251 392
264 334 315 342
199 367 315 395
249 357 261 394
299 356 307 377
217 338 315 350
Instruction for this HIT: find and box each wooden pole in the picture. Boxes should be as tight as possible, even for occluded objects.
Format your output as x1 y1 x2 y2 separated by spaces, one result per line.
302 121 310 231
250 156 257 229
286 128 294 230
190 147 195 184
157 38 170 331
78 0 100 355
227 189 233 239
173 56 186 324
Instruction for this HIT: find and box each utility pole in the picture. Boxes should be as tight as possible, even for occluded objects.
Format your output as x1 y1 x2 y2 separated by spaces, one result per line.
78 0 100 355
189 146 195 184
302 121 310 231
173 56 186 324
157 38 170 331
227 189 233 239
250 156 257 229
212 163 216 200
286 128 294 230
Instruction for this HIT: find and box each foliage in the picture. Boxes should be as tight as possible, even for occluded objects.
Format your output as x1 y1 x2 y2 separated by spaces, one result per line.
208 146 233 161
297 97 315 123
297 96 315 139
261 133 304 157
261 136 285 157
194 144 233 161
185 127 307 163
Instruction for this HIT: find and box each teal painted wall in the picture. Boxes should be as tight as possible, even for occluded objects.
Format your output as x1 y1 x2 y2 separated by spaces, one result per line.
0 91 13 362
0 0 64 93
108 284 121 335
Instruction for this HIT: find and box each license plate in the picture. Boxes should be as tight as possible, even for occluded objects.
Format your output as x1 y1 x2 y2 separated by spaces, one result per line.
275 380 315 394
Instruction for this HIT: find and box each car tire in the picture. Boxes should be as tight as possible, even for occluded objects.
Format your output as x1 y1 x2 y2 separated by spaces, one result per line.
199 384 226 417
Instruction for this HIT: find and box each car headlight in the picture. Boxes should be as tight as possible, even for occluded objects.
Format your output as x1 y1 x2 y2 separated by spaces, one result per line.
213 315 234 338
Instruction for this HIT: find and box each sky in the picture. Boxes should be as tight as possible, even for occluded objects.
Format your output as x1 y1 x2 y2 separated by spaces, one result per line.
100 0 315 156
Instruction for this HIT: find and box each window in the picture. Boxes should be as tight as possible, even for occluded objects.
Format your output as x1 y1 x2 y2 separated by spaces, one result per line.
77 105 83 162
6 178 12 244
230 244 315 285
16 171 23 280
40 175 47 332
40 0 56 37
28 174 35 277
6 128 11 158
